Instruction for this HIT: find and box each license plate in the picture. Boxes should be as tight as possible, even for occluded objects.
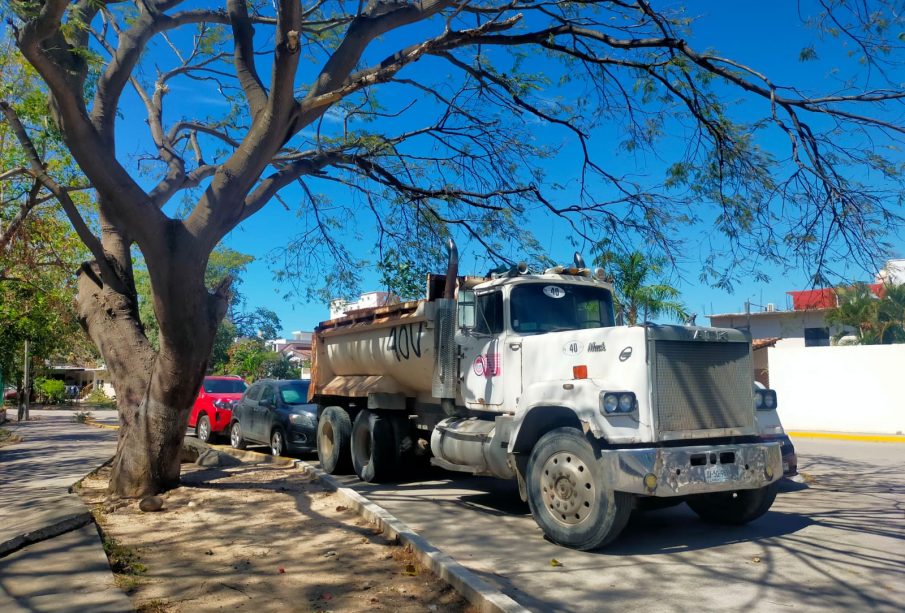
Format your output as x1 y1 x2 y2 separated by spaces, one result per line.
704 465 731 483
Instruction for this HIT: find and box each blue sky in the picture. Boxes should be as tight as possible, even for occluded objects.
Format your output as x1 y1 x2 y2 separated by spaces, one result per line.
111 1 905 334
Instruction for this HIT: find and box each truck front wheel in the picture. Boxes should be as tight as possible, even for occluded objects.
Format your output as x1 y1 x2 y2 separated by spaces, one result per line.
686 483 778 525
351 410 396 482
526 427 632 551
317 406 353 474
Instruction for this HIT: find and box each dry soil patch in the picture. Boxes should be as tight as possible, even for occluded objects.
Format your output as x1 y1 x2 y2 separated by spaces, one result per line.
77 461 472 612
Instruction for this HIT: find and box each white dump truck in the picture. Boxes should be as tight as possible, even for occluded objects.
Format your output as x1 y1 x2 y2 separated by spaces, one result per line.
310 243 782 550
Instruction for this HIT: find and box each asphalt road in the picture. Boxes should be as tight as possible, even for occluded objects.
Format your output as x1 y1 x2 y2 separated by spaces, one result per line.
336 438 905 612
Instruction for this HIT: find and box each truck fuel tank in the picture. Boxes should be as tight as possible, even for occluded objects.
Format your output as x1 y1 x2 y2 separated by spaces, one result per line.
430 416 516 480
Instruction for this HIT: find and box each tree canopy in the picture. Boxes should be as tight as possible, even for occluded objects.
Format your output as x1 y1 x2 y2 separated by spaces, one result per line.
0 36 94 387
4 0 902 496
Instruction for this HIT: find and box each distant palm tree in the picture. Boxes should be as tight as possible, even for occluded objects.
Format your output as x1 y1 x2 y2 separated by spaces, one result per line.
594 250 687 325
826 283 880 344
826 283 905 345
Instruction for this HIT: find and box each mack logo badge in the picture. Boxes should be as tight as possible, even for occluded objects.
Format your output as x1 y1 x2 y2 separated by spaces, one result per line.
587 341 606 353
619 346 633 362
693 329 729 342
562 341 583 356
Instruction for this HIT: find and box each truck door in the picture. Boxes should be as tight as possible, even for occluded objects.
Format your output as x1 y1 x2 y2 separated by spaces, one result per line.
459 290 507 408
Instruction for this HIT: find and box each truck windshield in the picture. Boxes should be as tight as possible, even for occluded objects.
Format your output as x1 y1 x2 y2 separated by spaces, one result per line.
510 283 615 334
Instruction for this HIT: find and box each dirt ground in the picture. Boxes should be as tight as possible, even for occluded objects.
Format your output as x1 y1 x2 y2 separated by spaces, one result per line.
76 460 473 613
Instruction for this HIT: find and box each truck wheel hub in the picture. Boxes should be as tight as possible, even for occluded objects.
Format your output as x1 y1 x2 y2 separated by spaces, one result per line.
541 452 594 525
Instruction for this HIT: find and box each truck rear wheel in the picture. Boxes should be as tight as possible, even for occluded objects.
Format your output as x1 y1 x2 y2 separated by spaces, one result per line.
526 427 631 551
686 482 778 525
317 406 353 474
351 409 396 482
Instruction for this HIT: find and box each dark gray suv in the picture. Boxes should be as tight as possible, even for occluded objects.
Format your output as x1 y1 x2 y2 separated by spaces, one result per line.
229 379 317 457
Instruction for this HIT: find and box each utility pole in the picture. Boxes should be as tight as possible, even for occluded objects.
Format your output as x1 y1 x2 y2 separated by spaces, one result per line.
21 340 30 421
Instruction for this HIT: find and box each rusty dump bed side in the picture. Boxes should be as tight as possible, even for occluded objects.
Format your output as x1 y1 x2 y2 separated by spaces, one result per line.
308 298 434 401
316 299 426 332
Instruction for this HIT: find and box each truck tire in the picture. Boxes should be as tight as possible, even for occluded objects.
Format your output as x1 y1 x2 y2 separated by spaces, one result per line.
686 482 778 525
526 427 632 551
387 412 415 478
317 406 353 474
351 409 396 483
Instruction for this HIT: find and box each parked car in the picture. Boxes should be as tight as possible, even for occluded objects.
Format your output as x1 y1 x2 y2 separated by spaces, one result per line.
229 379 317 457
4 386 17 402
188 375 247 443
754 383 798 478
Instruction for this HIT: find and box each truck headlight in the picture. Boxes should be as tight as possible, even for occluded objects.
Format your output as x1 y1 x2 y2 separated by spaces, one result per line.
753 391 764 410
764 390 777 409
601 392 636 414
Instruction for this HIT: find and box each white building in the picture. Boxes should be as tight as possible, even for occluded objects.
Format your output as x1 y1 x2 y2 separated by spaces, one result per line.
329 291 400 319
266 330 313 379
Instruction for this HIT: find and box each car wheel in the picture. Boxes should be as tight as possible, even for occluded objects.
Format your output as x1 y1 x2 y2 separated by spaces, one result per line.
687 482 779 525
350 409 396 483
526 427 632 551
230 421 246 450
317 406 353 474
271 428 285 457
196 414 212 443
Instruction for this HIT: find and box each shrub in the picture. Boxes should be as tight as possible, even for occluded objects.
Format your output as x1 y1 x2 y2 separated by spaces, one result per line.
84 387 116 407
36 378 66 404
72 410 93 424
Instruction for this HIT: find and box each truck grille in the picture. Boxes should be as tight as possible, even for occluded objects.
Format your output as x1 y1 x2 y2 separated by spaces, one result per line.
652 340 753 435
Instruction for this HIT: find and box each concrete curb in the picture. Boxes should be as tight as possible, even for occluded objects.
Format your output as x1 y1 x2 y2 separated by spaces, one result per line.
294 460 528 613
0 507 93 558
211 441 526 613
788 430 905 443
84 419 119 430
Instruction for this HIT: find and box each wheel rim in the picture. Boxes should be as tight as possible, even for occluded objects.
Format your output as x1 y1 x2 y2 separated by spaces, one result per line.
540 451 595 526
320 420 334 457
272 431 283 456
198 417 210 441
231 424 240 446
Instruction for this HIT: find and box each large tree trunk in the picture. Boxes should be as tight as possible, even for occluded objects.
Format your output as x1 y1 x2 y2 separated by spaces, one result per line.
76 225 228 497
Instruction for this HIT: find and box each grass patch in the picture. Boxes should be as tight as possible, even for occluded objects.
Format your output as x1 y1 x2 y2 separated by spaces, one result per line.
0 427 21 448
71 410 94 424
102 533 147 593
136 600 171 613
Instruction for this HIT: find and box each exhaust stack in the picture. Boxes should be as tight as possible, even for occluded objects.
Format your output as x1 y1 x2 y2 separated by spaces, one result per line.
434 239 461 417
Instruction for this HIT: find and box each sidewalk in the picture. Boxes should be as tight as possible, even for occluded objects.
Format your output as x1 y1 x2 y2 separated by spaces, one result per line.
0 409 131 612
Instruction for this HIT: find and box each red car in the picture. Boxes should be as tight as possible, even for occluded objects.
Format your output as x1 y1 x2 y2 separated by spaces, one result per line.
189 376 247 443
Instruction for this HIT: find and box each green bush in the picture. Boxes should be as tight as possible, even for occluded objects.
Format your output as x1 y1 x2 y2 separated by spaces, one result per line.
36 378 66 404
84 387 116 407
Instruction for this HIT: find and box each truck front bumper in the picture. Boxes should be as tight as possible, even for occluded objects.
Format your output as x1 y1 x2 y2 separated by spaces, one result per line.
601 441 783 497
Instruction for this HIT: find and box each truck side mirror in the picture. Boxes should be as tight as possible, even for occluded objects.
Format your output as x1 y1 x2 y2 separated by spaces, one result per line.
615 309 625 326
457 290 476 329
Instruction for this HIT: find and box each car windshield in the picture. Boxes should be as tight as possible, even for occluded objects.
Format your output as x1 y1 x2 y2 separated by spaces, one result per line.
510 283 615 334
203 379 247 394
279 382 311 405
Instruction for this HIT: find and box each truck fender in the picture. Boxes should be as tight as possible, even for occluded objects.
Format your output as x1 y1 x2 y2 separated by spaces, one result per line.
509 405 584 455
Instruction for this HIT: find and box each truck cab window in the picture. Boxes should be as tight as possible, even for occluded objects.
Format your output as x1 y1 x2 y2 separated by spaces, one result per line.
474 291 504 335
510 283 615 334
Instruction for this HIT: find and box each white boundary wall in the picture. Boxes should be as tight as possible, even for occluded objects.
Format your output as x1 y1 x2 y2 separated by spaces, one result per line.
768 345 905 434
